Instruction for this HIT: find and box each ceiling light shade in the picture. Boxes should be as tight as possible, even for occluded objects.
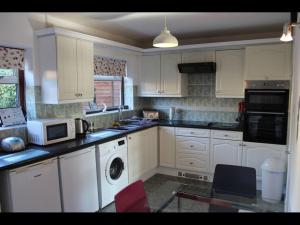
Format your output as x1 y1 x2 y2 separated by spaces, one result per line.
280 22 293 42
153 16 178 48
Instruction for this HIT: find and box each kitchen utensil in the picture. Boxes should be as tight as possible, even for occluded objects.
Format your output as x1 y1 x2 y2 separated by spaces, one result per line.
75 118 90 135
1 137 25 152
142 111 159 120
169 107 176 120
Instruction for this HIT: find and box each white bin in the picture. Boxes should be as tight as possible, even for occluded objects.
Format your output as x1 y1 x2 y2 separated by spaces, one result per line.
261 158 285 203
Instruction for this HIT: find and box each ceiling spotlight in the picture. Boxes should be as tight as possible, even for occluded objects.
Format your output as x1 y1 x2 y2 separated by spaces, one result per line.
153 16 178 48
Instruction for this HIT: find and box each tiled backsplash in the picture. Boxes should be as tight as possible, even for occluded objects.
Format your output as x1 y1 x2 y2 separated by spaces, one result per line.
140 73 244 123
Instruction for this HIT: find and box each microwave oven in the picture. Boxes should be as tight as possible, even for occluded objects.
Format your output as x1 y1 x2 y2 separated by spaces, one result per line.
27 118 76 145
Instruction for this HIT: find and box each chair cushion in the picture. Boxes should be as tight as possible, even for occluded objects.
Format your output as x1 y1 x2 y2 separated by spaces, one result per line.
212 164 256 198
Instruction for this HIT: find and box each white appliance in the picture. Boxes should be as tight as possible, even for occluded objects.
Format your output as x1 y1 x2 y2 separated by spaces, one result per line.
27 118 75 145
96 137 128 208
58 146 99 212
0 158 62 212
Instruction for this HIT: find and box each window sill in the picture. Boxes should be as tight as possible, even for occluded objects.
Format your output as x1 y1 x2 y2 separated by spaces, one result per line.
84 109 134 118
0 124 27 131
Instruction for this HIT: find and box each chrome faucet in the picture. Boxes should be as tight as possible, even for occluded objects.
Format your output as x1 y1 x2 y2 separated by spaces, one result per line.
118 105 124 122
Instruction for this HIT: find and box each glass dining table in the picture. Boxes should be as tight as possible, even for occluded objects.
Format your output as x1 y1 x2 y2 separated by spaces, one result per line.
151 182 280 212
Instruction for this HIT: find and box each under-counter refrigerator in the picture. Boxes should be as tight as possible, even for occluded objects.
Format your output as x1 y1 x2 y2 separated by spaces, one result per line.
0 157 62 212
58 146 99 212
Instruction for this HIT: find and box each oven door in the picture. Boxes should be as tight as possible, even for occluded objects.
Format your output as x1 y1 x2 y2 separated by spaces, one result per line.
245 89 289 112
243 111 288 145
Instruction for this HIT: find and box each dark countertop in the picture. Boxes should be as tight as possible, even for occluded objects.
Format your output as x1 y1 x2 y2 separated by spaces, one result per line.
0 120 242 171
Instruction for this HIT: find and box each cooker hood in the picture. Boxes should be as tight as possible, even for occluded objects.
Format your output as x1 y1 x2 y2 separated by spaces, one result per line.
178 62 216 73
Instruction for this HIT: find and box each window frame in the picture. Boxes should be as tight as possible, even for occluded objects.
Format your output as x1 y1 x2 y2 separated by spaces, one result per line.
0 69 26 114
85 75 128 115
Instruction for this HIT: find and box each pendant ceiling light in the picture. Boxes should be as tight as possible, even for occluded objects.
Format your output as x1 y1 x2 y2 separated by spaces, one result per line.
153 16 178 48
280 12 300 42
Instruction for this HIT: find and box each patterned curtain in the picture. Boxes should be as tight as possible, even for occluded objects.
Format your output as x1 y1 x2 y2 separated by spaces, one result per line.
94 56 126 76
0 47 24 70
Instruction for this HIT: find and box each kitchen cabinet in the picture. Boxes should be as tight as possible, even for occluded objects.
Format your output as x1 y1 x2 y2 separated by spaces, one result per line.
215 49 245 98
0 158 61 212
128 127 158 183
159 126 175 168
244 43 292 80
210 139 242 173
181 50 215 63
37 34 94 104
241 142 287 181
58 146 99 212
139 53 188 97
139 55 161 96
175 128 210 173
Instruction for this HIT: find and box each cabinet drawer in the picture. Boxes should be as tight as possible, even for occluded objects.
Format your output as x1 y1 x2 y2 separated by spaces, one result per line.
176 136 209 154
175 127 210 137
211 130 242 140
176 152 209 173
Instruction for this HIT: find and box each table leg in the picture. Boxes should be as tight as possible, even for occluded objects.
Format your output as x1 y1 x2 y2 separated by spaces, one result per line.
178 196 181 212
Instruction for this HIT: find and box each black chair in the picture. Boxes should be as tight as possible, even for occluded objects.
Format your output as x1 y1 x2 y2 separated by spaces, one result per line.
209 164 257 212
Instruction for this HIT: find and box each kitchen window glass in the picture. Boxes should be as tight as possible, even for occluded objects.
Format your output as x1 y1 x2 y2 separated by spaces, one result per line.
0 68 19 108
83 75 127 114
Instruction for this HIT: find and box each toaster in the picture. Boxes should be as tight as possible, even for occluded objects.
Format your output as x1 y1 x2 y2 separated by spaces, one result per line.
143 110 159 120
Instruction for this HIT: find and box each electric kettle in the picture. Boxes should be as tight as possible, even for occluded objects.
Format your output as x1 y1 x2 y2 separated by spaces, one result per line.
75 118 90 135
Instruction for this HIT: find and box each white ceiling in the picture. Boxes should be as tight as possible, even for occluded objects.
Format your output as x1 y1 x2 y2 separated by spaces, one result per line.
32 12 290 48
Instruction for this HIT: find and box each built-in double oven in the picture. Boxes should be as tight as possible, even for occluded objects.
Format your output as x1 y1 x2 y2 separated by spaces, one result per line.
243 81 289 145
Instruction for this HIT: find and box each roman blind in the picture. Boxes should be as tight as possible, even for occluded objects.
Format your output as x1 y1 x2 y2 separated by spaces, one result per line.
94 56 126 76
0 46 24 70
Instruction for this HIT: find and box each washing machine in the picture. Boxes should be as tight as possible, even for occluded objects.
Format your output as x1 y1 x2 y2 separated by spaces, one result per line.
96 137 128 208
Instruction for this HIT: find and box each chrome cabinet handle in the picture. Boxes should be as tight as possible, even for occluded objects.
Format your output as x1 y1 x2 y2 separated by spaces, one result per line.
189 162 193 165
190 145 194 148
285 150 291 154
224 134 228 137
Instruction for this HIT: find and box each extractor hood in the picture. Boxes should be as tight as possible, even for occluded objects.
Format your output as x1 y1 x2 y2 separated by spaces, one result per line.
178 62 216 73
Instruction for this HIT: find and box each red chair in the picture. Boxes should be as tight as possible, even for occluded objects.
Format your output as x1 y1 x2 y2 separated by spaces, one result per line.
114 180 151 212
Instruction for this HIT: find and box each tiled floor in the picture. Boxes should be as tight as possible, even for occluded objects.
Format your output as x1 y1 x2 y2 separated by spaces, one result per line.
101 173 285 212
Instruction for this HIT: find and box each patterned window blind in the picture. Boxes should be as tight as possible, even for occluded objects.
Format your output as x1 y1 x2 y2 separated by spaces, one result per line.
94 56 126 76
0 47 24 70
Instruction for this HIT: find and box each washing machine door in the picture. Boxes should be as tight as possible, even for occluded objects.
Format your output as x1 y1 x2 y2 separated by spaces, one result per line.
105 153 125 185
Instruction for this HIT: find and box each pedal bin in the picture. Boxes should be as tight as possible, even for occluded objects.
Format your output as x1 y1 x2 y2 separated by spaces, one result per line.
261 157 285 203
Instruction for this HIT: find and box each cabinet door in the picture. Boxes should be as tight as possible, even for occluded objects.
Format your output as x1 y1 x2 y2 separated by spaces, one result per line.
244 43 292 80
56 35 78 101
159 127 175 168
139 55 161 96
145 127 158 171
210 139 242 173
242 142 287 180
182 51 215 63
216 49 244 98
161 53 182 95
9 158 61 212
58 147 99 212
77 39 94 101
127 132 144 183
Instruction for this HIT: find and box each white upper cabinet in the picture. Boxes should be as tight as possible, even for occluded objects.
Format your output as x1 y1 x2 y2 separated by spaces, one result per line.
139 53 187 97
37 34 94 104
215 49 245 98
181 50 215 63
161 53 186 96
139 55 161 96
244 43 292 80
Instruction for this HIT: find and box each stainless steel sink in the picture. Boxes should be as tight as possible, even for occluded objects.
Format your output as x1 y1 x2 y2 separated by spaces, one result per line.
108 124 141 131
87 130 121 138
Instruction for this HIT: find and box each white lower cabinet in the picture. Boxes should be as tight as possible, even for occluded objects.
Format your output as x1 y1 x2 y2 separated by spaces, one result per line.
128 127 158 183
241 142 287 181
159 127 176 168
0 158 62 212
210 139 242 173
175 132 210 173
58 146 99 212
